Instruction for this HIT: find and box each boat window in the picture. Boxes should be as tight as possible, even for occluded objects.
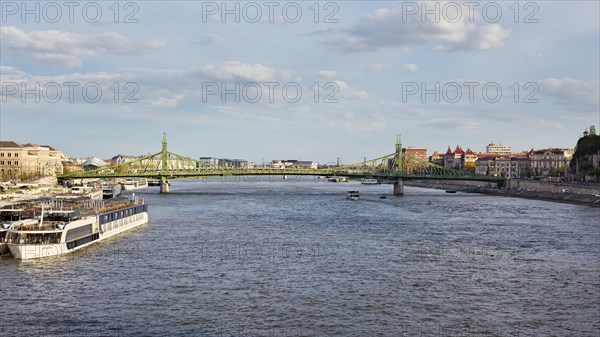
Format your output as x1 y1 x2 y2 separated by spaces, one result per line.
66 224 93 242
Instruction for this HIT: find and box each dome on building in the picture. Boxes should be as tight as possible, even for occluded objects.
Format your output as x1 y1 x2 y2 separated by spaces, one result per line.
590 125 597 136
81 157 107 168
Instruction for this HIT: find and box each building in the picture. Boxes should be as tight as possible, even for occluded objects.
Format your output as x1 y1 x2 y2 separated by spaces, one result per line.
402 147 428 173
444 145 466 169
530 148 574 177
402 147 428 161
219 158 252 168
0 141 66 181
582 125 597 137
298 161 318 170
112 154 140 164
476 155 531 178
486 143 512 154
429 151 444 166
81 157 108 171
199 157 219 168
270 160 317 170
463 148 478 171
62 160 84 174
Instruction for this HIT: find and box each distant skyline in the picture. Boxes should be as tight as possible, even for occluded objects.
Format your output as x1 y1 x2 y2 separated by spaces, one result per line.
1 1 599 163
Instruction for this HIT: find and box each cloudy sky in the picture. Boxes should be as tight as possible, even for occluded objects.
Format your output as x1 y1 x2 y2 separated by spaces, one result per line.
1 1 598 163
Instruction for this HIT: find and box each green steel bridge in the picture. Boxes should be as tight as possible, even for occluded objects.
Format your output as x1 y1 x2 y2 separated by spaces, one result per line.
59 134 504 194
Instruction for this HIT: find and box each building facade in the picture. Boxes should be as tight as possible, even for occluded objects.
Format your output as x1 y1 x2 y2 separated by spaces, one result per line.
443 145 471 170
403 148 428 161
530 149 574 177
429 151 444 166
476 155 531 178
486 143 513 154
270 160 317 170
0 141 66 181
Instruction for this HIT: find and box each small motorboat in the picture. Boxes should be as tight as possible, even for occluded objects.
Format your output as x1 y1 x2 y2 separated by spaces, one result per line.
379 195 387 199
445 190 457 193
346 190 360 201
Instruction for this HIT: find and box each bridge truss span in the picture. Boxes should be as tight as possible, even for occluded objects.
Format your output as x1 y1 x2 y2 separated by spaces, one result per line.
59 134 504 193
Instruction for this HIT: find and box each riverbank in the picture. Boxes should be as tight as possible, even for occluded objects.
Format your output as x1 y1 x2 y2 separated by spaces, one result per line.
404 180 600 207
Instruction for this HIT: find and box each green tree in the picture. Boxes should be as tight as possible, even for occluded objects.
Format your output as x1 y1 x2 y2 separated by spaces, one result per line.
588 167 600 182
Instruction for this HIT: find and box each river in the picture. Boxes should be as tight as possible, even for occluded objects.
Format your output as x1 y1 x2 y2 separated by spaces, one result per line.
1 177 599 336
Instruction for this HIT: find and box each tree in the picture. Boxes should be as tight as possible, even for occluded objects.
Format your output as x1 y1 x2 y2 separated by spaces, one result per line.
463 161 476 173
587 167 600 182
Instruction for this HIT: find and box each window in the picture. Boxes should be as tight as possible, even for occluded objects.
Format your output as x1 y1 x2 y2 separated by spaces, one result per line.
0 153 3 157
15 153 18 157
7 153 11 157
7 161 11 166
14 161 18 166
66 224 93 242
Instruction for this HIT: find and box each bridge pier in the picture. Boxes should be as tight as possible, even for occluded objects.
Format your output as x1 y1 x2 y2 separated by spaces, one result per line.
393 180 404 196
160 179 170 193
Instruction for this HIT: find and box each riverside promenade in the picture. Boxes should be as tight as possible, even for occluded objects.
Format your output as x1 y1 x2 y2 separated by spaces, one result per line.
404 179 600 207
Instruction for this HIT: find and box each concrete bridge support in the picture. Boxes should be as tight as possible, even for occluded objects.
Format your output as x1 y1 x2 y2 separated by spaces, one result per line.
393 180 404 196
160 179 170 193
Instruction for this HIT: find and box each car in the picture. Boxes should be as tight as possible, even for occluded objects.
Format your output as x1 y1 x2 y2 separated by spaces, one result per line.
594 194 600 197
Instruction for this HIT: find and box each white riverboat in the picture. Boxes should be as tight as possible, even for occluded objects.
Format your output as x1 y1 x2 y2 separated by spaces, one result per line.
0 208 24 256
102 184 122 199
6 196 148 260
121 179 149 190
361 178 379 185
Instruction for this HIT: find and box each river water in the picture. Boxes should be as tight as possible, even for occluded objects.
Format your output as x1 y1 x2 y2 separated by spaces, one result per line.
1 177 599 336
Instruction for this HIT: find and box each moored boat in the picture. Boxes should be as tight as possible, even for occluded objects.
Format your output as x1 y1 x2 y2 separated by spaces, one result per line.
102 184 122 199
0 208 24 256
6 196 148 260
121 179 149 190
147 180 161 186
361 178 379 185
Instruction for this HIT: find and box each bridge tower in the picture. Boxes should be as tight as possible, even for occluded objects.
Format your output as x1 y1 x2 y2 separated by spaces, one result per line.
393 134 404 196
160 132 170 193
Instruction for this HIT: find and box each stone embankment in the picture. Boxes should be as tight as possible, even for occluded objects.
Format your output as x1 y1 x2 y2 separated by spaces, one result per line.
404 179 600 207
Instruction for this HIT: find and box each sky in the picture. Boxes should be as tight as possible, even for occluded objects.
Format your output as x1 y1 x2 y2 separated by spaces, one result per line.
1 0 599 164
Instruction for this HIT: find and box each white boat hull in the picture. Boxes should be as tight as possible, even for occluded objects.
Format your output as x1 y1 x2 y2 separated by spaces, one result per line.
8 213 148 260
121 180 148 190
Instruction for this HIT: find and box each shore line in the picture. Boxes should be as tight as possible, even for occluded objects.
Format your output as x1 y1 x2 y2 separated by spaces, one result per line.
403 181 600 208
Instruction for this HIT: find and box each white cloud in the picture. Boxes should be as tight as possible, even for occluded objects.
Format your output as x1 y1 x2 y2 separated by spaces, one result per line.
403 64 418 72
465 24 510 51
539 78 600 112
0 26 164 69
366 64 391 72
149 95 185 108
533 119 564 129
316 70 337 78
322 3 510 53
334 81 369 99
201 33 229 46
201 61 296 82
